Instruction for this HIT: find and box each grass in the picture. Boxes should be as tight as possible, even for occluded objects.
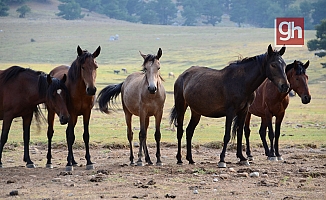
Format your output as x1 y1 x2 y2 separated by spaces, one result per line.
0 2 325 149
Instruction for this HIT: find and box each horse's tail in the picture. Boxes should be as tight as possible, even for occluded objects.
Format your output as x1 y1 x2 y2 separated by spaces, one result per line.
169 106 178 127
33 105 46 133
231 115 238 141
97 82 123 114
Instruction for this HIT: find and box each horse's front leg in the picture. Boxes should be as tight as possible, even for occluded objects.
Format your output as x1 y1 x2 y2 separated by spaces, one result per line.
219 114 233 168
266 114 276 160
185 112 201 164
274 113 285 160
244 112 254 160
154 111 163 166
137 113 147 166
0 117 13 168
46 109 55 168
143 116 153 165
22 114 35 168
235 111 249 166
65 115 78 171
259 118 269 157
83 111 94 170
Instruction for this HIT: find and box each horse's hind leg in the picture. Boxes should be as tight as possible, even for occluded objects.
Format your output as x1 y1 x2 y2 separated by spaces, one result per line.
0 117 13 168
259 118 271 158
125 111 134 165
65 116 78 171
46 109 55 168
185 112 201 164
22 114 35 168
244 113 254 160
235 111 249 165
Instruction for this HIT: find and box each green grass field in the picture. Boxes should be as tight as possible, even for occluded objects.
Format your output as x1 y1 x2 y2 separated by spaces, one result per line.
0 4 325 149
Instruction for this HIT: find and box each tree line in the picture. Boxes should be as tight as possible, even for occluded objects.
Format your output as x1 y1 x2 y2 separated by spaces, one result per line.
0 0 325 29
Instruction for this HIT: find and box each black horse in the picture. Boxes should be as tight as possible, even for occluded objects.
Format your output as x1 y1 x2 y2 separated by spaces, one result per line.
170 44 289 168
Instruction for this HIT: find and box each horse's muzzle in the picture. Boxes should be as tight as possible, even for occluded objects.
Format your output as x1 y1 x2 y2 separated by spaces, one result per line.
60 115 70 125
86 87 97 96
279 83 290 93
301 95 311 104
148 86 157 94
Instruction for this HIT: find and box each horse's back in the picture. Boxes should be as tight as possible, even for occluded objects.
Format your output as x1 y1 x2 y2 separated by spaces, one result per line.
50 65 70 78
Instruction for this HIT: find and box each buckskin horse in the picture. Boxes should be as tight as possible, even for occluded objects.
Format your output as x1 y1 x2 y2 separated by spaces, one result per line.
46 45 101 170
243 60 311 161
170 44 289 168
0 66 69 168
98 48 166 166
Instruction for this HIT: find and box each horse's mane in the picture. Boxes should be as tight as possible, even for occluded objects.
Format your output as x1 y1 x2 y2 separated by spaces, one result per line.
229 53 267 66
141 54 164 81
0 66 43 85
68 50 93 81
285 61 306 75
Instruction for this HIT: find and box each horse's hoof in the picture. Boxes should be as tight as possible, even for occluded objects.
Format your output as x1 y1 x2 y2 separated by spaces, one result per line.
277 156 284 161
240 160 250 166
156 162 163 166
137 162 144 166
268 157 278 161
46 164 53 169
86 164 95 170
248 156 254 161
0 164 3 168
177 162 183 165
26 164 36 168
130 162 135 166
65 166 74 171
218 162 227 168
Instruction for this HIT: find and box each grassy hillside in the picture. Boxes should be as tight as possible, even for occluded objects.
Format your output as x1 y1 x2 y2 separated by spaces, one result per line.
0 1 325 149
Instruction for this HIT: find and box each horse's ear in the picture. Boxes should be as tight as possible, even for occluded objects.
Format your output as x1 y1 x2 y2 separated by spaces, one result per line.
77 45 83 56
93 46 101 58
267 44 273 55
304 60 309 69
139 51 146 59
61 74 67 83
279 45 286 56
156 48 162 60
47 75 52 85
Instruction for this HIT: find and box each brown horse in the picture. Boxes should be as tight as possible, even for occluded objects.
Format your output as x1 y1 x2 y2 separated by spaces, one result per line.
244 60 311 161
170 44 289 168
46 45 101 170
98 48 166 166
0 66 69 168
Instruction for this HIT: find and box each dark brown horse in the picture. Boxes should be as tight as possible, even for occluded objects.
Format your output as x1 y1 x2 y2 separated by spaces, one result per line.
244 60 311 161
170 44 289 168
98 48 165 166
0 66 69 168
46 45 101 170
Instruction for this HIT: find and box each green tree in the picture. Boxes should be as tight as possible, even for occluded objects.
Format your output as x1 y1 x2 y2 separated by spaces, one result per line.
151 0 177 25
307 19 326 51
201 0 223 26
229 0 247 27
0 0 9 16
311 0 326 25
180 0 202 26
16 4 31 18
57 0 84 20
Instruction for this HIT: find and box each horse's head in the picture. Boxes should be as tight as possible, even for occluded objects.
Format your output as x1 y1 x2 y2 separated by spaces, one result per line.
46 74 70 125
76 45 101 96
140 48 162 94
265 44 290 93
286 60 311 104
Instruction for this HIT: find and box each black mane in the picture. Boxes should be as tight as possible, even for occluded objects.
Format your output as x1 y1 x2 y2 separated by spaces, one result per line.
285 61 306 75
1 66 43 84
68 50 93 81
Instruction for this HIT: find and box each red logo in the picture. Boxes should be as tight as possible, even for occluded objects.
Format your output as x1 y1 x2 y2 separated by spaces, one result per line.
275 18 304 47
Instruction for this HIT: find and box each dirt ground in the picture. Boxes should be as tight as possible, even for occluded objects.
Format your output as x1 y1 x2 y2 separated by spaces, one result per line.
0 144 325 200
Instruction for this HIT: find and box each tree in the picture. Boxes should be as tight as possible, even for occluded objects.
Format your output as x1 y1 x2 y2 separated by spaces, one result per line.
150 0 177 25
229 0 247 27
0 0 9 16
57 0 84 20
16 5 31 18
311 0 326 25
201 0 223 26
307 19 326 51
182 5 198 26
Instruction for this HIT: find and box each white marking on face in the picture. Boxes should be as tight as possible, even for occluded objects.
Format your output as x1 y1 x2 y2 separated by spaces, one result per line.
57 89 62 95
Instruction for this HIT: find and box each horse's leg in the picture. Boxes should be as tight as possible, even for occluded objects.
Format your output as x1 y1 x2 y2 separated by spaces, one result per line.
0 117 13 168
185 112 201 164
137 112 147 166
65 115 78 171
154 110 163 166
219 114 233 168
176 110 185 164
143 116 153 165
244 112 253 160
235 111 249 165
266 114 276 160
83 111 94 170
46 109 55 168
124 111 134 165
274 113 285 160
22 113 35 168
259 118 270 157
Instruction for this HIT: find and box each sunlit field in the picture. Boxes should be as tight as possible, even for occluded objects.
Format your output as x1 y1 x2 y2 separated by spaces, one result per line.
0 6 325 149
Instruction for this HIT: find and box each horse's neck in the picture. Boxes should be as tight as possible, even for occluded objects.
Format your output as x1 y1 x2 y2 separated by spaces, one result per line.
242 62 268 94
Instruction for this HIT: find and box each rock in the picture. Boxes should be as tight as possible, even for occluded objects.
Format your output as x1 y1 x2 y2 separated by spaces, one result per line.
250 172 260 177
193 189 199 194
219 173 229 179
237 172 249 177
261 174 269 178
213 178 219 182
9 190 18 196
165 193 176 198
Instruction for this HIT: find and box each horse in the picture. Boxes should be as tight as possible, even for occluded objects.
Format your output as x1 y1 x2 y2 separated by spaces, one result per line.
98 48 166 166
170 44 289 168
0 66 70 168
168 72 175 78
244 60 311 161
46 45 101 171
